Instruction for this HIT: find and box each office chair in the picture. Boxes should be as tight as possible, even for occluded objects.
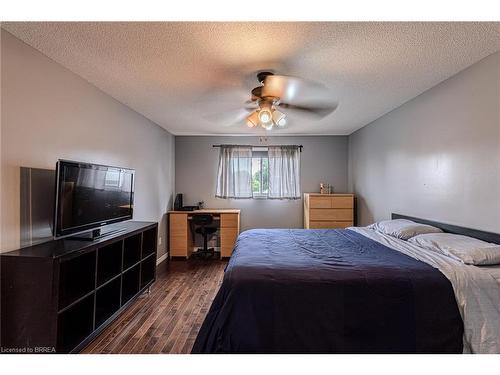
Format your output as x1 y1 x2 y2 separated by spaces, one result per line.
192 214 218 259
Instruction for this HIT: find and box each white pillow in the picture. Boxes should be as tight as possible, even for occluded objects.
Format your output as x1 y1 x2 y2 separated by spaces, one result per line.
368 219 442 240
409 233 500 266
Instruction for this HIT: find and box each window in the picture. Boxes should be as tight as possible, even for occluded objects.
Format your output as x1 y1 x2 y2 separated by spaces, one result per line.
215 145 253 199
104 170 121 188
216 145 300 200
267 146 301 199
251 153 269 198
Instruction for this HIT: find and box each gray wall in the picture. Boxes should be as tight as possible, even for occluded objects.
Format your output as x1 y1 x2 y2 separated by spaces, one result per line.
1 30 175 258
175 136 348 230
348 51 500 232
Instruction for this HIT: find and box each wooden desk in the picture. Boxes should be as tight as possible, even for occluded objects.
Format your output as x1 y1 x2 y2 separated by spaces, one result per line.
168 209 241 259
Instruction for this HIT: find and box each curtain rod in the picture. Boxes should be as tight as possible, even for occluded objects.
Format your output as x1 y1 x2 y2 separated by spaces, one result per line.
212 144 303 151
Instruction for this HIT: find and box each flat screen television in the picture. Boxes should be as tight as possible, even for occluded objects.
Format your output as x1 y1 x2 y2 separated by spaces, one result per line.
54 160 135 238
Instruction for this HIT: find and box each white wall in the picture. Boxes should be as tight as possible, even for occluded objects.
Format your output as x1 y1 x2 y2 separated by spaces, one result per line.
348 51 500 232
175 136 348 230
1 30 175 257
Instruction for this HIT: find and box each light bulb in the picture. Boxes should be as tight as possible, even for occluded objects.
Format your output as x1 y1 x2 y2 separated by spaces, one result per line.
263 123 274 131
272 110 286 127
258 109 272 124
246 111 259 128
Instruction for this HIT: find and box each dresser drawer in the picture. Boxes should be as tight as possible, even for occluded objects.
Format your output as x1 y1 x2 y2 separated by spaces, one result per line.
308 195 354 209
309 196 332 208
331 196 353 209
220 213 239 228
309 221 353 229
309 208 353 221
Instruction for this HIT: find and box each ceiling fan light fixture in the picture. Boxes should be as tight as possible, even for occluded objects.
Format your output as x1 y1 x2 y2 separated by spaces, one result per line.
258 109 272 124
246 111 259 128
272 110 286 127
263 122 274 131
207 71 337 132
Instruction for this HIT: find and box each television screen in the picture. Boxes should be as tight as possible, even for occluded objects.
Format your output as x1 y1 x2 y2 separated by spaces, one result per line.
54 160 135 237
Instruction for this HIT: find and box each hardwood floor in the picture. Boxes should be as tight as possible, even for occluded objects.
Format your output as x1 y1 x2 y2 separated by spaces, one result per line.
82 258 227 354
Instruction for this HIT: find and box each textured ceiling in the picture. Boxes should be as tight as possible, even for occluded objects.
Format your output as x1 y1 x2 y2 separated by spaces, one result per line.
2 22 500 135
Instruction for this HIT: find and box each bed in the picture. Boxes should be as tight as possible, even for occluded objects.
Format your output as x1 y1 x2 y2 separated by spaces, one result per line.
192 214 500 354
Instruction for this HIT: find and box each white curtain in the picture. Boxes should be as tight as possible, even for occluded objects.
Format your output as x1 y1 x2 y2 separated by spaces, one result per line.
268 145 301 199
215 145 253 199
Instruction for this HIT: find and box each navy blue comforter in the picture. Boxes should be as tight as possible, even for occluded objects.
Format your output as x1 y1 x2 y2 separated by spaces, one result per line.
192 229 463 353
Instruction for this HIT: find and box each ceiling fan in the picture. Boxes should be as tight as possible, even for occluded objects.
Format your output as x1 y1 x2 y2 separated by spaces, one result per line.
244 71 338 130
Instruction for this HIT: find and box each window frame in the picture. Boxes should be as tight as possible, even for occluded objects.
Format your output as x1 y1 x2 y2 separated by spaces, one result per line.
251 148 269 199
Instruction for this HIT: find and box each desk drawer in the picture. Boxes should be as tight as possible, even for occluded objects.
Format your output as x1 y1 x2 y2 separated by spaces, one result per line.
220 227 239 258
169 214 188 236
221 213 239 228
169 213 190 258
170 235 187 256
309 208 353 221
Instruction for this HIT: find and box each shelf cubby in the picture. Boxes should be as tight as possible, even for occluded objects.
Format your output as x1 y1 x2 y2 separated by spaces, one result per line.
95 277 121 328
121 264 140 305
57 294 94 353
97 240 123 286
58 250 96 310
140 254 156 289
142 228 157 259
123 234 141 269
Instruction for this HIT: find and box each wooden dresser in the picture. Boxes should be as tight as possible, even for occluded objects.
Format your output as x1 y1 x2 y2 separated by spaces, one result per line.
304 193 354 229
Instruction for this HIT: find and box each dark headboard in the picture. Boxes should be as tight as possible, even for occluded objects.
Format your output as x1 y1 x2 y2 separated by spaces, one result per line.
392 213 500 245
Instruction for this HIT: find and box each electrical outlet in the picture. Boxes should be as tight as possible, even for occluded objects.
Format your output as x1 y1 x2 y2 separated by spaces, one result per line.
158 236 162 245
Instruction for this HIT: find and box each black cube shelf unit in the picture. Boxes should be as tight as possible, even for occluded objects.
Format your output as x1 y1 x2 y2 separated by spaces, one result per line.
0 221 158 353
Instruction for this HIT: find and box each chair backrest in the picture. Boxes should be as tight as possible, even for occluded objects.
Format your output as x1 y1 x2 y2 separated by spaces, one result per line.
192 214 213 226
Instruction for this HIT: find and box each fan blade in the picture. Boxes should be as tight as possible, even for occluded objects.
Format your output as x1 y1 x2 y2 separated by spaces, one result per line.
195 87 253 113
279 102 338 119
261 75 333 106
203 108 253 127
197 86 257 126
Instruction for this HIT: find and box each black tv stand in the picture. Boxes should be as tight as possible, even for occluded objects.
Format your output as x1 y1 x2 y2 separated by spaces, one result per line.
1 221 158 353
71 227 127 241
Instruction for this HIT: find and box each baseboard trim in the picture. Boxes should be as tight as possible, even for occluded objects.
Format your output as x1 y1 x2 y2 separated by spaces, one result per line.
156 253 168 266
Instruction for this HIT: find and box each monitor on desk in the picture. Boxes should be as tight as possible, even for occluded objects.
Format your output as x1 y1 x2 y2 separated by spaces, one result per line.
174 193 199 211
